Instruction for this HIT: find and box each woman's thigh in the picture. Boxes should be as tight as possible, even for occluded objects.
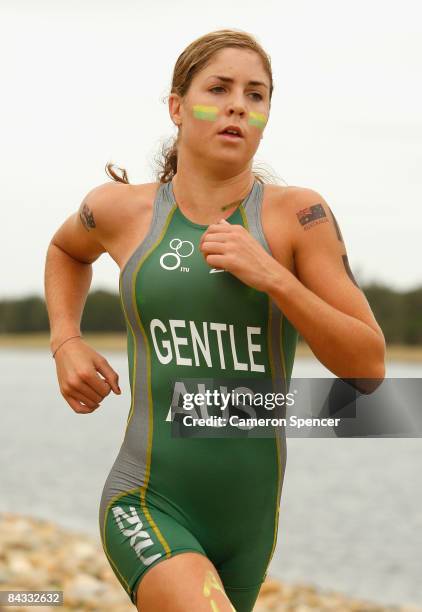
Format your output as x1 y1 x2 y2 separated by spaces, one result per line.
100 489 269 610
134 551 237 612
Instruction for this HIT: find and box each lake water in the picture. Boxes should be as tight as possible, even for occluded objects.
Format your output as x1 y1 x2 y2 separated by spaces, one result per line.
0 349 421 608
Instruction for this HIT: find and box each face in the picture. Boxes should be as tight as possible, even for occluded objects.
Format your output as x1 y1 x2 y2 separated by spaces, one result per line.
169 47 271 169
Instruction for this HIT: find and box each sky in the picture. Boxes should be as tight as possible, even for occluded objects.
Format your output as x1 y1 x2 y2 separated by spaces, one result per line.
2 0 421 299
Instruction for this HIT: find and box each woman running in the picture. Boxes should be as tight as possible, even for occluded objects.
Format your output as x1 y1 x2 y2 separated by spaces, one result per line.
44 29 386 612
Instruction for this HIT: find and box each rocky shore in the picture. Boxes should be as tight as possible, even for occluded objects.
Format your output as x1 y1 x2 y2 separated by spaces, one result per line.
0 513 420 612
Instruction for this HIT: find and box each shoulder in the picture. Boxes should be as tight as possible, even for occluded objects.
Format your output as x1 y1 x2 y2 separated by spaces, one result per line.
262 183 330 232
80 180 160 239
78 181 130 231
80 180 155 214
266 184 337 245
81 180 161 206
262 183 322 211
266 183 328 212
51 181 162 265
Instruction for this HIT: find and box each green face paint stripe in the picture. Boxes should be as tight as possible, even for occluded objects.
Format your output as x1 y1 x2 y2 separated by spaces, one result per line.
248 111 267 129
193 104 219 121
195 111 217 120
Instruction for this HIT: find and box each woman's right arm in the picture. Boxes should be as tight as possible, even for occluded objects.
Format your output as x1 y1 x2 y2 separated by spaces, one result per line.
44 182 124 414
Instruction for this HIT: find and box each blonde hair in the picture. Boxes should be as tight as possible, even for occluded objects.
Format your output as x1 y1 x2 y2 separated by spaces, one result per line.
106 28 283 185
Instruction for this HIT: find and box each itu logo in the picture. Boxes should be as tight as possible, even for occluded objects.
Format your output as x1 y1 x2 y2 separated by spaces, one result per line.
160 238 194 271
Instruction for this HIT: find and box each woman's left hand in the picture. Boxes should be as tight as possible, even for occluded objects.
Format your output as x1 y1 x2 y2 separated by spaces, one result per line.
199 218 285 293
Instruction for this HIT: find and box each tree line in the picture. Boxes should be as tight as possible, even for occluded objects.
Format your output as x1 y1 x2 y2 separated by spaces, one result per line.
0 283 421 344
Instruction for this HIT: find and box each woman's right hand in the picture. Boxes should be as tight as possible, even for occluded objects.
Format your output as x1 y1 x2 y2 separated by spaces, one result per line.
53 337 122 413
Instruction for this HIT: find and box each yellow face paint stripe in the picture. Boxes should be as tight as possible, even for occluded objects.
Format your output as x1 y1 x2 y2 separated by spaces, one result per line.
193 104 219 121
248 111 267 129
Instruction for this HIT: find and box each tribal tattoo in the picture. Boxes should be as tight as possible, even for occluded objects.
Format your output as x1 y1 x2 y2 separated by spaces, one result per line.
342 254 359 288
80 201 96 231
296 203 328 231
295 200 359 288
328 206 344 242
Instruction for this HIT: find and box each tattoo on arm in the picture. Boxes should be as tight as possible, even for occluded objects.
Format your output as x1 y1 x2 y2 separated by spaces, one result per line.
79 202 96 231
296 203 328 231
296 200 359 288
342 254 359 288
328 207 344 242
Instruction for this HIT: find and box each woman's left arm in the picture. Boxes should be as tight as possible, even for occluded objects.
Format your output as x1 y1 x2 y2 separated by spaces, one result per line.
265 188 386 380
